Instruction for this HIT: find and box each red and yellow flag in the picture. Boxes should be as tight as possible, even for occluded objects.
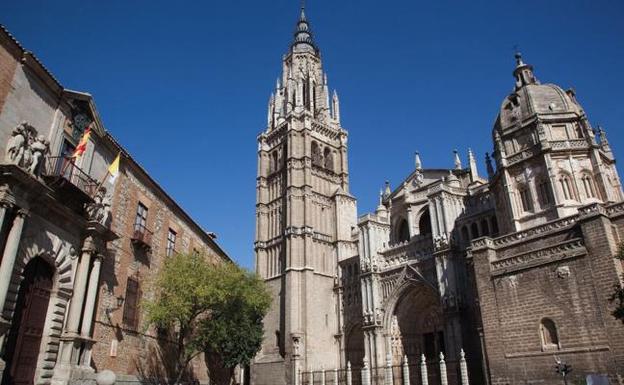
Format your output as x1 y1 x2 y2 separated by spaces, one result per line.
71 126 92 159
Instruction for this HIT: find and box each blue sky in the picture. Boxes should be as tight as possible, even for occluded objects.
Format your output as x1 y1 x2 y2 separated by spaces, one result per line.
4 0 623 269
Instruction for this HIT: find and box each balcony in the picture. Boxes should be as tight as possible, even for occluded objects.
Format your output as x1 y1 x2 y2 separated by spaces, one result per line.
42 156 99 211
131 223 153 251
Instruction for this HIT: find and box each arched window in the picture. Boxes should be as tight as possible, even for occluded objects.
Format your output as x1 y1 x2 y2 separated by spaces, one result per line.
311 141 321 166
324 147 333 171
540 318 559 350
558 173 576 201
491 216 499 236
471 223 479 239
537 178 553 207
418 209 432 236
581 173 596 199
480 219 490 236
397 219 410 243
461 226 469 242
272 151 279 172
518 184 533 212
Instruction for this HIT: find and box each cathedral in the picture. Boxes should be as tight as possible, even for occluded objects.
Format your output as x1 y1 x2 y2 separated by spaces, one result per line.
252 6 624 385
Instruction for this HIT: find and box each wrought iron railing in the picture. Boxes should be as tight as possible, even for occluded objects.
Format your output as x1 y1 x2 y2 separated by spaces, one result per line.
43 156 99 196
131 223 153 249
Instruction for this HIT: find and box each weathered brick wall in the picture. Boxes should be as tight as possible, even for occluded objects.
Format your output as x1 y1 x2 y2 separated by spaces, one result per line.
0 33 19 117
90 166 226 383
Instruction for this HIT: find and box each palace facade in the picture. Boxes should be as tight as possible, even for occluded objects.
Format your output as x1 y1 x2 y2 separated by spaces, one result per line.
252 6 624 385
0 26 231 385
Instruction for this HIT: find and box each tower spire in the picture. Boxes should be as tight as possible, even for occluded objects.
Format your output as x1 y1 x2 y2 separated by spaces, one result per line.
291 0 317 53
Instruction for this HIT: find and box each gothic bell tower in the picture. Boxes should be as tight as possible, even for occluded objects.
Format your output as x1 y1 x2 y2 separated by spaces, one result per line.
252 6 357 385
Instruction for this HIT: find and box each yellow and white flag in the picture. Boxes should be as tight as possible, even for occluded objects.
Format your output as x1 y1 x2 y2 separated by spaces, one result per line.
107 153 121 184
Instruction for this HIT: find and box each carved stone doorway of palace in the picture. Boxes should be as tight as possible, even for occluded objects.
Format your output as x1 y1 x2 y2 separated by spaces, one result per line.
1 257 54 385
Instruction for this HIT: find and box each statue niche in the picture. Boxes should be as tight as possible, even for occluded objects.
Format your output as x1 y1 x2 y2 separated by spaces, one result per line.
5 121 50 177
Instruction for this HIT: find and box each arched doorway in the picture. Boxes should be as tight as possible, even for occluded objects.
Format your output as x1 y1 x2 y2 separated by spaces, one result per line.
389 284 443 367
2 257 54 385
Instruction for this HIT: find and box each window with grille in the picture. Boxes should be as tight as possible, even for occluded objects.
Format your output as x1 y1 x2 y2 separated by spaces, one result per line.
166 228 177 257
134 202 148 232
123 277 140 329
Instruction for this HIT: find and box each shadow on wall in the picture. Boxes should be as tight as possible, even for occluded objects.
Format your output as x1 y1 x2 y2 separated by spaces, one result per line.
133 327 197 385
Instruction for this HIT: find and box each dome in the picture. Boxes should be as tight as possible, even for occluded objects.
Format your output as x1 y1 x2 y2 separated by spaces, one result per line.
494 53 583 131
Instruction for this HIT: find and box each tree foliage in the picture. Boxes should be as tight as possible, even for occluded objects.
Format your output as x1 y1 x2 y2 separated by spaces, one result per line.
610 243 624 323
143 253 271 385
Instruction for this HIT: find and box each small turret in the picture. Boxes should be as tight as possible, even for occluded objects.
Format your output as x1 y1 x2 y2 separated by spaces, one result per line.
513 52 539 90
468 148 478 181
485 152 494 178
415 151 422 170
332 90 341 123
453 149 462 170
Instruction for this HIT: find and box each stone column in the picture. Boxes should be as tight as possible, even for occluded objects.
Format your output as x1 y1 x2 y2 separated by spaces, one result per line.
0 208 27 320
439 353 448 385
58 236 97 367
0 207 25 351
420 355 428 385
459 349 469 385
402 356 410 385
80 254 102 338
361 358 371 385
346 361 352 385
66 238 96 335
384 354 394 385
333 368 338 385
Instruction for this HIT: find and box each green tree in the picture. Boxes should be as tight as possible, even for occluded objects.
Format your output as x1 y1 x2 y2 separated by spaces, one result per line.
610 243 624 322
143 253 271 385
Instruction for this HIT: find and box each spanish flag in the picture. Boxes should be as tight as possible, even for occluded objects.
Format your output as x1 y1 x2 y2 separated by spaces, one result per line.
107 153 121 184
71 126 91 159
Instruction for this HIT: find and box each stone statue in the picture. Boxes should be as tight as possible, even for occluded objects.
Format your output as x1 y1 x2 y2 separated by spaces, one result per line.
27 135 49 175
86 187 112 226
4 122 49 177
5 121 27 165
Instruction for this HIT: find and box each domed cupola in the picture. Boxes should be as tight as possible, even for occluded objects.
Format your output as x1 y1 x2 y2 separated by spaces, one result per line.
488 52 623 234
495 53 584 133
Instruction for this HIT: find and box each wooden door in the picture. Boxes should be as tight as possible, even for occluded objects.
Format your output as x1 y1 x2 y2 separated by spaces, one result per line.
2 257 53 385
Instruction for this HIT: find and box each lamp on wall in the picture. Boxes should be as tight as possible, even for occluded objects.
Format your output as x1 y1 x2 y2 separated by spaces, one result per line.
105 295 125 320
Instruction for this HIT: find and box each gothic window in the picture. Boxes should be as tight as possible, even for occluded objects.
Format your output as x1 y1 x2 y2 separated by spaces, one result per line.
471 223 479 239
537 179 553 207
491 216 499 236
418 209 432 236
397 219 410 243
518 185 533 212
558 174 575 201
271 151 279 172
123 277 140 329
540 318 559 350
311 141 321 166
324 147 333 171
461 226 469 242
581 173 596 199
480 219 490 236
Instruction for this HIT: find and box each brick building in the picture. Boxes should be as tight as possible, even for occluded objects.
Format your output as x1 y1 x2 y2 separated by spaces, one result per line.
0 25 231 385
252 6 624 385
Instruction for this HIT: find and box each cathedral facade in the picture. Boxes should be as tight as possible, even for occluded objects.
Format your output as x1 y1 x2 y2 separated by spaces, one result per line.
252 7 624 385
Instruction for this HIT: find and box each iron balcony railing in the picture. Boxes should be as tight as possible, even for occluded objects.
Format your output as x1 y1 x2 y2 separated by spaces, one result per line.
131 223 153 250
43 156 99 197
